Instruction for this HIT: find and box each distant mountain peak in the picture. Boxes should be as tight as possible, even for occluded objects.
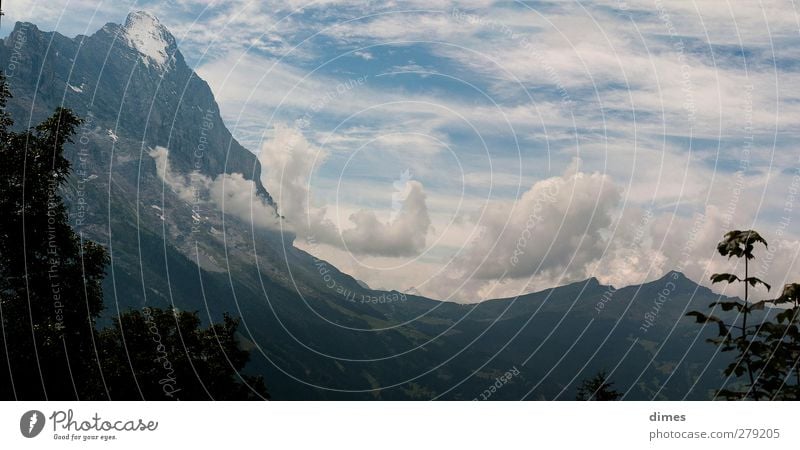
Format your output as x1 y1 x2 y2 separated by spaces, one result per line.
660 270 690 283
11 21 38 34
643 270 711 295
121 11 175 69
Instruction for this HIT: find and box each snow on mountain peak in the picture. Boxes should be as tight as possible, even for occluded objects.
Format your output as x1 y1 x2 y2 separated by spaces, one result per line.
122 11 174 69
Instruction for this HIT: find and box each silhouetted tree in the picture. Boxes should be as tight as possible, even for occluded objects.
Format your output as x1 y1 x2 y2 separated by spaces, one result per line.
0 72 268 400
576 370 621 401
99 308 268 400
0 73 106 399
686 230 797 400
752 283 800 399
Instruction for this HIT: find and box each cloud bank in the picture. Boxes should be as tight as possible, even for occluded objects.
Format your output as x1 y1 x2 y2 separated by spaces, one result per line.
258 125 432 257
457 167 620 281
149 145 280 229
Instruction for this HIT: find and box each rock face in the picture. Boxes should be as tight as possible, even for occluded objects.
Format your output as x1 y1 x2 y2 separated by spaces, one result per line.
120 11 175 69
0 12 745 400
0 12 273 201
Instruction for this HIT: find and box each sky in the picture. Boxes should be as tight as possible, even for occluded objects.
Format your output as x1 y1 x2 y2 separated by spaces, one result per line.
5 0 800 302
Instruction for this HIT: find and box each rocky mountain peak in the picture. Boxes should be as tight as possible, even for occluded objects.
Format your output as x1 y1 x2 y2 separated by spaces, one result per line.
120 11 176 69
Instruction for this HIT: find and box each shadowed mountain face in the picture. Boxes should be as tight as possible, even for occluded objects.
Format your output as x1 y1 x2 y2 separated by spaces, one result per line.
0 12 751 400
2 13 272 196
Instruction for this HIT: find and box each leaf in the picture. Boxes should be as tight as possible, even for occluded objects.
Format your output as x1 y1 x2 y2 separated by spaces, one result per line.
750 300 769 311
710 273 740 285
772 283 800 305
744 276 771 291
716 320 729 337
686 311 710 323
716 230 768 258
776 309 794 324
709 301 743 312
741 230 768 248
686 311 728 336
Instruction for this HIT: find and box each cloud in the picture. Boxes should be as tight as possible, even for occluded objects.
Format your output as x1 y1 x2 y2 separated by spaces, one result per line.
456 166 620 280
340 181 431 256
165 2 800 301
258 123 327 222
148 146 280 229
353 50 373 60
258 124 432 257
208 172 280 229
150 145 200 203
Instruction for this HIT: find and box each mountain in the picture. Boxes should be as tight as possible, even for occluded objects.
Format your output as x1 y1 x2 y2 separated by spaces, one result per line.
3 12 272 195
0 12 753 400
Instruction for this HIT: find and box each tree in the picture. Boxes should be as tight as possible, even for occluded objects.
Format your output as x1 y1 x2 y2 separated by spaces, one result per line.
752 283 800 400
0 72 268 400
99 308 268 400
0 72 107 399
685 230 800 400
576 370 622 401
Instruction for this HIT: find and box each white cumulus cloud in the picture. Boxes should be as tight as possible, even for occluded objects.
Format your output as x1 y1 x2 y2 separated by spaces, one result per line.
258 124 432 257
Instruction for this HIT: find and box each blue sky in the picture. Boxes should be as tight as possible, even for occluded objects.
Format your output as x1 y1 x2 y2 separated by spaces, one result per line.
5 0 800 301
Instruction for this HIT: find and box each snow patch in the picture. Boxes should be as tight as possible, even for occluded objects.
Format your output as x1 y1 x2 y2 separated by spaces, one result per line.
122 11 173 69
